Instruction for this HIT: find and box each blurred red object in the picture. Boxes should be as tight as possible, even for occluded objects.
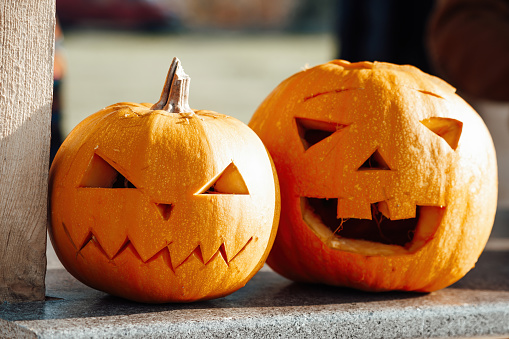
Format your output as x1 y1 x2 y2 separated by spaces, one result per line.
56 0 177 30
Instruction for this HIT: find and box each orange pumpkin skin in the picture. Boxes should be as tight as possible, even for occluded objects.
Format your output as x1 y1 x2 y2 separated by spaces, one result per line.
249 60 497 292
49 102 280 303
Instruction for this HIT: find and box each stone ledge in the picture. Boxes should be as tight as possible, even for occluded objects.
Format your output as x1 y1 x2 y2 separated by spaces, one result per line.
2 239 509 338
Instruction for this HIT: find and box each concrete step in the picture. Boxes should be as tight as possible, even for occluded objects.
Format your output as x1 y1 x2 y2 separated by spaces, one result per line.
2 239 509 338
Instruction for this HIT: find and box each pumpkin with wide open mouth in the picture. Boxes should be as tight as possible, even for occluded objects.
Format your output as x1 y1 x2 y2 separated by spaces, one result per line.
249 60 497 292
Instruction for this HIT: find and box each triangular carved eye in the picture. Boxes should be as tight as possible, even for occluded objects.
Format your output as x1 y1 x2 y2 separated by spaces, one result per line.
357 149 391 171
295 117 348 150
421 117 463 150
197 163 249 195
80 153 136 188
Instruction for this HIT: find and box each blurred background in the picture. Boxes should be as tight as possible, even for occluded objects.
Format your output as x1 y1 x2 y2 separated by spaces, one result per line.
48 0 509 268
54 0 336 136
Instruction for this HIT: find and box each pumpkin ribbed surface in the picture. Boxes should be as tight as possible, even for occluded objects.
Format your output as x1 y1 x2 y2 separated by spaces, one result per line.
249 60 497 292
49 59 280 303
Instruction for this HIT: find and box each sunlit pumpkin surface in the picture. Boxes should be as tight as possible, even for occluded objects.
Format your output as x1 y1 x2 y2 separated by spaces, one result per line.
49 60 280 303
249 60 497 292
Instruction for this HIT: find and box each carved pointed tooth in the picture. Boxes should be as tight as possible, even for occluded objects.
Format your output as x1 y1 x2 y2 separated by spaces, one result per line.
61 222 79 252
92 223 130 260
169 241 202 269
146 246 175 273
190 246 205 264
76 231 94 252
74 189 140 259
337 197 372 219
174 246 207 269
78 231 110 260
218 243 229 264
110 237 132 260
386 198 416 220
128 206 173 262
200 238 227 264
223 236 254 264
377 200 391 219
78 234 112 263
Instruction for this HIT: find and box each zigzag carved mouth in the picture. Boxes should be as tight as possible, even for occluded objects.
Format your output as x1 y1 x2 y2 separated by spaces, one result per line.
62 223 252 271
301 197 445 255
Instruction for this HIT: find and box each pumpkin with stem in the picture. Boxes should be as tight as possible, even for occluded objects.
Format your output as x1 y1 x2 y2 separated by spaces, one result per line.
249 60 497 292
49 57 280 303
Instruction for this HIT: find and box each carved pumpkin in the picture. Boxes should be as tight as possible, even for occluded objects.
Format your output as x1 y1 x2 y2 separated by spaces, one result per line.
49 58 280 303
249 60 497 292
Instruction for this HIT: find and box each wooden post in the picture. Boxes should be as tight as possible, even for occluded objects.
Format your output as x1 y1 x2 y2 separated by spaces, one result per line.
0 1 55 301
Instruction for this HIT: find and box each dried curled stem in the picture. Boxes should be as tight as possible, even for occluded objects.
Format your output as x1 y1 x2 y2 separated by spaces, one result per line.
151 57 193 114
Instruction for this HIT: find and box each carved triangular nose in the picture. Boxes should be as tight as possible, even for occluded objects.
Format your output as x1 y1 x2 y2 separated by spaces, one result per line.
357 149 391 171
155 203 173 221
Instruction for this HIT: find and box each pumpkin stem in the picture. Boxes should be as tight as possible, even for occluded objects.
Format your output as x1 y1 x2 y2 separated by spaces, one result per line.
151 57 193 114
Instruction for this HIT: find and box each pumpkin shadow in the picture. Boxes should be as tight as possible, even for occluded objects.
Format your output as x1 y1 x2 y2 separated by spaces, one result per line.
450 247 509 292
51 272 426 322
211 270 426 309
81 269 427 317
449 211 509 292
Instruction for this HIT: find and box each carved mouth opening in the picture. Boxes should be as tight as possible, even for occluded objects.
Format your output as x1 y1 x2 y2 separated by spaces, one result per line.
301 197 445 255
307 198 416 246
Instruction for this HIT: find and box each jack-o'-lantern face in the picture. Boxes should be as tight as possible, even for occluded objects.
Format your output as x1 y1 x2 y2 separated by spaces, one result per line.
295 93 461 256
249 60 497 292
49 59 279 303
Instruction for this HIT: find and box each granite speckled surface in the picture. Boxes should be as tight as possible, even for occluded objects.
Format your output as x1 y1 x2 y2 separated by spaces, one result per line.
2 239 509 338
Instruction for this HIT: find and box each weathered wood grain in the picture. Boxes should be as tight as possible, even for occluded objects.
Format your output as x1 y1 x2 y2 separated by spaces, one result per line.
0 0 55 301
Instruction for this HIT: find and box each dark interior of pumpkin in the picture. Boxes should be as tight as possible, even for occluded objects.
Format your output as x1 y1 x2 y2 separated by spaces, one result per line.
305 198 419 247
80 153 137 189
295 117 348 150
111 172 136 188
